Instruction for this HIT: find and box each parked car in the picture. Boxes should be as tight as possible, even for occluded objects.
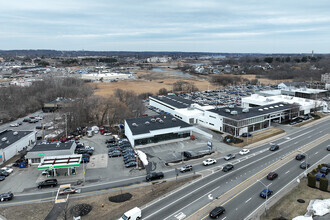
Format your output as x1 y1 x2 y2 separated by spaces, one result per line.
183 151 193 158
203 158 217 166
267 172 278 180
123 154 135 159
146 172 164 181
320 167 329 175
59 187 77 195
82 154 90 163
224 154 236 161
0 192 14 202
316 173 326 181
180 164 193 172
42 169 50 176
0 171 9 177
241 133 252 137
327 145 330 151
269 144 279 151
222 164 234 172
209 206 225 218
300 162 310 169
108 151 122 157
0 176 5 181
1 167 13 174
124 158 136 164
125 161 137 168
37 179 58 188
105 139 116 144
10 123 19 127
23 118 31 122
260 189 273 198
295 154 306 161
239 149 250 155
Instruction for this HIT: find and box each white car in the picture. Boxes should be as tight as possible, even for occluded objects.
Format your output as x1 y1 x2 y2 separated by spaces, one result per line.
239 149 250 155
85 146 95 151
1 167 13 174
203 158 217 166
10 123 19 127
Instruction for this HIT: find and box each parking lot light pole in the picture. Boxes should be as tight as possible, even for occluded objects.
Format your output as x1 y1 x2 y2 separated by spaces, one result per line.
258 180 270 215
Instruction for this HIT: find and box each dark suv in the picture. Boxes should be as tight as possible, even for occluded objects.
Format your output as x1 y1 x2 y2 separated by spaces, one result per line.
37 179 58 188
269 144 279 151
209 206 225 218
295 154 305 160
267 172 278 180
146 172 164 181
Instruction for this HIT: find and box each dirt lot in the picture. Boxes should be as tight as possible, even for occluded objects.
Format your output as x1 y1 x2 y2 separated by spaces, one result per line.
261 178 329 220
0 175 199 220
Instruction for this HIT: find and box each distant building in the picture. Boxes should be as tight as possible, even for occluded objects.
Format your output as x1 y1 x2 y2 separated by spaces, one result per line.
81 72 132 81
0 130 35 165
146 57 172 63
42 97 74 112
277 82 306 90
321 73 330 84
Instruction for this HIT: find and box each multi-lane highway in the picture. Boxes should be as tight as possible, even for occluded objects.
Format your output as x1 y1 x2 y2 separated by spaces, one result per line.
1 118 329 220
140 119 330 220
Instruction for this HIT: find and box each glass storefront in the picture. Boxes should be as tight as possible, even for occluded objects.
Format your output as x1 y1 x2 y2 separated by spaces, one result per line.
134 131 191 146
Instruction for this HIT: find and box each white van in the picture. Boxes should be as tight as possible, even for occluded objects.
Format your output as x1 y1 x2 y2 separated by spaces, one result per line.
119 207 141 220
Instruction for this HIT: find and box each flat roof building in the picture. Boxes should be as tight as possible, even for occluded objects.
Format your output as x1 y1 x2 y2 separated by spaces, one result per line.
0 130 35 165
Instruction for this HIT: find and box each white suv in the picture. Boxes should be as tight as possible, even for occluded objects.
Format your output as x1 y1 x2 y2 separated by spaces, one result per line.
239 149 250 155
203 158 217 166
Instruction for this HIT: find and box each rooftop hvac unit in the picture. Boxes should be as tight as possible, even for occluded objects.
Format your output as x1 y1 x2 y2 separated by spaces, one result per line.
242 108 249 113
159 120 164 123
1 137 7 142
156 118 161 121
258 109 263 111
279 104 284 106
264 107 269 110
225 109 231 113
269 106 274 109
132 123 138 127
274 105 279 108
229 105 234 108
145 121 150 125
56 143 60 147
230 111 238 115
151 118 156 122
172 118 177 122
13 131 18 135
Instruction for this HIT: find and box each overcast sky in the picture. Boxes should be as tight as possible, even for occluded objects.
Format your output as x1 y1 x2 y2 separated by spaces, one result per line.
1 0 330 53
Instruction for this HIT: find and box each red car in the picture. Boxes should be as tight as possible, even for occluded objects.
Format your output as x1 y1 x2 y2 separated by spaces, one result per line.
59 187 77 195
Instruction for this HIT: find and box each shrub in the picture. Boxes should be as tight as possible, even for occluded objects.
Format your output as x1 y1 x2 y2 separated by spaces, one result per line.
319 178 329 191
318 164 323 170
312 169 318 174
307 174 316 188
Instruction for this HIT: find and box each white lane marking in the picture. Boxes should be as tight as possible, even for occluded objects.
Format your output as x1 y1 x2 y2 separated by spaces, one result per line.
174 212 186 220
285 170 290 174
315 152 319 155
245 197 252 203
268 183 272 186
222 217 227 220
294 142 298 144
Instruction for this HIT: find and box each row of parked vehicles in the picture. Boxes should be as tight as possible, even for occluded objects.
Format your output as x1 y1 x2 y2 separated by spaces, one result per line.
74 143 95 163
107 138 138 168
0 166 14 181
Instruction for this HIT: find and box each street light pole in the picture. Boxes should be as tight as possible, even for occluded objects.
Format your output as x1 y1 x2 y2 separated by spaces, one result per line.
258 180 270 215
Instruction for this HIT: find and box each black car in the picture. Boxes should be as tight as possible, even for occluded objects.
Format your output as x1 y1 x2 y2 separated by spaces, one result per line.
146 172 164 181
75 148 93 155
125 161 137 168
183 151 193 158
209 206 225 218
242 133 252 137
105 139 116 144
0 192 14 202
23 118 31 122
267 172 278 180
300 162 310 169
327 145 330 151
123 153 135 159
124 158 136 164
0 171 9 177
222 164 234 172
37 179 58 188
180 164 193 172
0 176 5 181
269 144 279 151
295 154 305 161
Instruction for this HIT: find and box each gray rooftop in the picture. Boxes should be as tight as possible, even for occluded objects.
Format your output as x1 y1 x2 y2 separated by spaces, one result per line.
29 140 75 152
0 130 34 150
126 115 193 135
150 95 197 109
208 102 294 120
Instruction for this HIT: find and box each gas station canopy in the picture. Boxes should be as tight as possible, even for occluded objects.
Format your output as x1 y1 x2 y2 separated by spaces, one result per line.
37 154 82 170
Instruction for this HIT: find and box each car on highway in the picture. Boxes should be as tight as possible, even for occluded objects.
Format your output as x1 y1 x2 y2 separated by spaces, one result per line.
1 167 13 174
239 149 250 155
125 161 137 168
267 172 278 180
203 158 217 166
180 164 193 172
37 179 58 188
209 206 225 218
224 154 236 161
316 173 326 181
300 162 310 169
146 172 164 181
269 144 279 151
59 187 77 195
260 189 273 198
0 192 14 202
10 123 19 127
222 164 234 172
241 133 252 137
327 145 330 151
295 154 306 161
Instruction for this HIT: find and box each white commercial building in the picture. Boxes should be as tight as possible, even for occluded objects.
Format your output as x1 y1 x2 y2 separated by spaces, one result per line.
0 130 35 165
81 72 132 81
